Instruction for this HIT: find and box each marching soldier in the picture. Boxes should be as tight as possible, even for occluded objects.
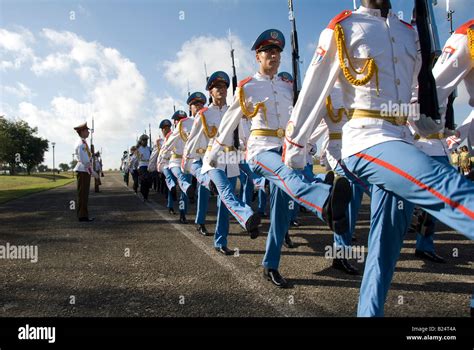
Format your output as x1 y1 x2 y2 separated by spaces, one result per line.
409 19 473 263
238 109 268 219
283 1 474 315
158 119 178 214
183 92 212 235
184 71 260 254
136 134 152 201
120 150 129 186
307 81 369 274
148 138 161 192
129 146 139 194
204 29 352 286
73 122 96 222
158 110 195 223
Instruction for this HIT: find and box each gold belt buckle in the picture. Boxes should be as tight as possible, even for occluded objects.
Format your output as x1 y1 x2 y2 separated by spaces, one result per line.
276 128 285 138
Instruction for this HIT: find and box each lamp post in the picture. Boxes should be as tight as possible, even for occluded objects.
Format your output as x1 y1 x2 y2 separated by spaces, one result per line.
52 142 56 182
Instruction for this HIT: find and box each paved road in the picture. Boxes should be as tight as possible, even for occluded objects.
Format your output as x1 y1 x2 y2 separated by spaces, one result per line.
0 172 472 317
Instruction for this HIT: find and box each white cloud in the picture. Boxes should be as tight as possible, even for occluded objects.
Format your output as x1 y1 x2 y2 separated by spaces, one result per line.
162 34 256 102
7 29 148 169
3 82 34 99
0 27 35 71
153 95 185 127
31 53 72 75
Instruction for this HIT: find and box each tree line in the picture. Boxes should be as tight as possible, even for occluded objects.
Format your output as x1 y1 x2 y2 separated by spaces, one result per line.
0 116 49 175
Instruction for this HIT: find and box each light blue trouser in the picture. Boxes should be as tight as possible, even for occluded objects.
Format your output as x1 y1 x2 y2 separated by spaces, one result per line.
170 166 192 215
253 176 267 214
162 167 176 210
332 162 369 249
289 164 325 222
415 155 450 253
342 141 474 317
258 188 267 214
215 176 238 248
191 159 211 189
357 185 414 317
262 181 291 269
239 162 256 206
249 149 333 270
290 200 298 222
333 182 365 248
190 160 210 225
208 168 255 230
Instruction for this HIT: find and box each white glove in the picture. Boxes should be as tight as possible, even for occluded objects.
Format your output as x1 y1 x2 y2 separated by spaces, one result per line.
283 141 305 169
413 114 443 137
203 146 220 169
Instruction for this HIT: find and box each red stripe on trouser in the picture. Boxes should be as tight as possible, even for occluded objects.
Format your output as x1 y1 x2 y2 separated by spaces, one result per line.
254 161 323 213
355 153 474 220
219 196 245 225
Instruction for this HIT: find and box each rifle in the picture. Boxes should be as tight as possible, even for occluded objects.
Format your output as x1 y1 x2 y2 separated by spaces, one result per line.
288 0 301 105
444 0 456 130
187 80 192 116
229 29 240 148
91 115 96 173
204 62 212 105
414 0 442 123
149 123 152 149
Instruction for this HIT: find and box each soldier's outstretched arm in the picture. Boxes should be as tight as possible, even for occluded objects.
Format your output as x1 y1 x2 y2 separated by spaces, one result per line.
182 115 205 172
284 27 341 169
433 32 473 107
158 128 179 163
308 118 329 147
204 96 243 167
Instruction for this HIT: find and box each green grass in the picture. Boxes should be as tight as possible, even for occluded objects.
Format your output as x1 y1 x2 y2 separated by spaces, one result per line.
0 172 75 204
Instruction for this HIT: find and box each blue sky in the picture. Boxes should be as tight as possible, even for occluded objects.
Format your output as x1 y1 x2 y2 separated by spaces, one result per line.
1 0 473 169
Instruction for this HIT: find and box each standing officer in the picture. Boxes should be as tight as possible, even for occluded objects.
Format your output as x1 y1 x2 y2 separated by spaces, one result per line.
158 110 195 224
204 29 352 286
73 122 95 222
283 1 474 316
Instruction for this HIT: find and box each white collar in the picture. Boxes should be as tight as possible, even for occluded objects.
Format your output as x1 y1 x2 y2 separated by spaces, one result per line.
357 5 393 18
255 71 279 82
209 103 228 110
